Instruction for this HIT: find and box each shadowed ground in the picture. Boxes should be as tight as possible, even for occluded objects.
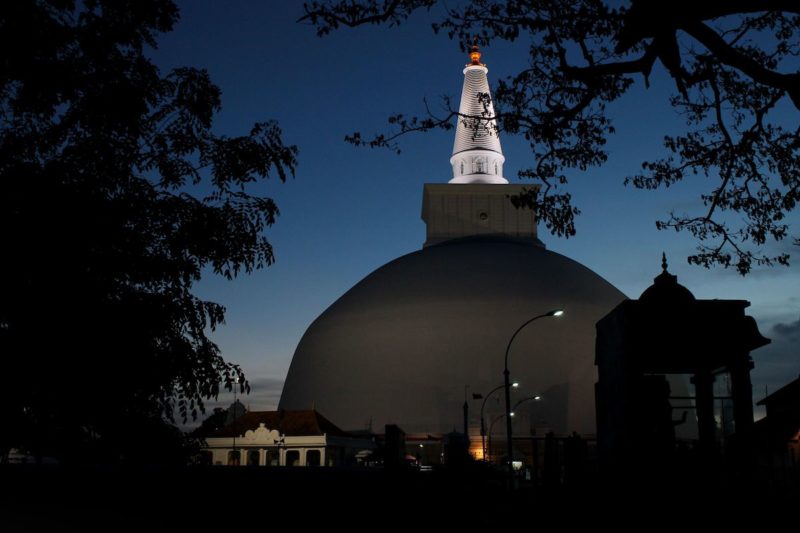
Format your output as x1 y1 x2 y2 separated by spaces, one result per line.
1 464 797 527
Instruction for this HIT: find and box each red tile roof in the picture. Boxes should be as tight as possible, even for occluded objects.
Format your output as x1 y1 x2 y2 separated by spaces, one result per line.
210 409 351 438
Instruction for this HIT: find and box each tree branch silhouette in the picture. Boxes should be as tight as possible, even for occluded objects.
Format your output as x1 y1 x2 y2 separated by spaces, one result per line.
0 0 296 464
303 0 800 274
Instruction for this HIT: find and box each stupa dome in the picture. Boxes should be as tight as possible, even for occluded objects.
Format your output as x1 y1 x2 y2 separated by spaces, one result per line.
279 236 625 434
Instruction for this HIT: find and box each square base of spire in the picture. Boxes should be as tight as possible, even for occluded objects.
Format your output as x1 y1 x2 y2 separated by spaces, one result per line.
421 183 540 248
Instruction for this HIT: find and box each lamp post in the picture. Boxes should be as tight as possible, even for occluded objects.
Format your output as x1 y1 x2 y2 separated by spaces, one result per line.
463 385 469 437
511 395 542 416
232 376 239 466
480 382 518 462
487 413 508 463
504 309 563 480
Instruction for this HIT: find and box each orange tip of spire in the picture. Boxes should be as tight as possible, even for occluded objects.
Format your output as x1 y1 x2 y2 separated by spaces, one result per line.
468 43 483 66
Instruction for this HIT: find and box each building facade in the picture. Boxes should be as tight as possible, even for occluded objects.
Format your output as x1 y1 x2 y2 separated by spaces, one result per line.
202 410 375 467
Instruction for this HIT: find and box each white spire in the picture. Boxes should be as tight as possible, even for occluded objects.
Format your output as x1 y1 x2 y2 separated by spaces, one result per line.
449 45 507 184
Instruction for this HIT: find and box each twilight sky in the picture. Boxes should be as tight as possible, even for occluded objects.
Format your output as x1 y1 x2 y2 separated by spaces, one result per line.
150 1 799 419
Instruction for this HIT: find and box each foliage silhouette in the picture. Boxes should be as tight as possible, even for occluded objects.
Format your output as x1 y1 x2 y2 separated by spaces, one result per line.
301 0 800 274
0 0 297 463
192 407 230 439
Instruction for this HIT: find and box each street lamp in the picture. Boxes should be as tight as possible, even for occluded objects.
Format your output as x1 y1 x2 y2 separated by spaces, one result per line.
232 376 239 466
480 382 518 461
512 395 542 415
487 413 508 463
504 309 563 480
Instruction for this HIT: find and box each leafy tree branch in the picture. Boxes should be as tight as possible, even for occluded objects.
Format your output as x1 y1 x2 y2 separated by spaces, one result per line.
301 0 800 274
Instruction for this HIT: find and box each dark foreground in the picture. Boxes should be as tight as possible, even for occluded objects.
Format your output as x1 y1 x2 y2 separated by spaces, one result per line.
1 464 797 527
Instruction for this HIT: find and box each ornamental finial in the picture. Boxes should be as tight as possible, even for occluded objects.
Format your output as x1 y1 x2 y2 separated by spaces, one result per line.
469 42 483 66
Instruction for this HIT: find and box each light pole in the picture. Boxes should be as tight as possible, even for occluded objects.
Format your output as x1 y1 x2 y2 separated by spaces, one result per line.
510 395 542 417
509 395 543 437
480 382 517 462
232 376 239 465
504 309 563 480
487 413 508 463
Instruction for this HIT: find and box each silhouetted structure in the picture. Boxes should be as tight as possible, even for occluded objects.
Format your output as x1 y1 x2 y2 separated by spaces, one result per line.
755 376 800 481
596 255 770 479
225 400 248 424
384 424 407 469
563 431 588 486
442 431 471 467
542 431 559 487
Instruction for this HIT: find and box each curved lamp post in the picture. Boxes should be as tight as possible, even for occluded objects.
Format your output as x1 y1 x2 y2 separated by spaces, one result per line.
510 395 542 418
504 309 563 479
480 382 518 461
487 413 508 463
487 396 542 463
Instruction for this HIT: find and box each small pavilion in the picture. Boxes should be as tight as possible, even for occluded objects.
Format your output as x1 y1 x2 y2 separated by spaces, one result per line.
596 255 770 472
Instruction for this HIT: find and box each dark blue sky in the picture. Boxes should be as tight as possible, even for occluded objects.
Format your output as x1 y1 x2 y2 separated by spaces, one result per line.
150 1 799 416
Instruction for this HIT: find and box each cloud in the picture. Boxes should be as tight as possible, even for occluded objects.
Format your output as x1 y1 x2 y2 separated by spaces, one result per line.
772 315 800 342
244 376 285 408
180 375 286 430
750 315 800 414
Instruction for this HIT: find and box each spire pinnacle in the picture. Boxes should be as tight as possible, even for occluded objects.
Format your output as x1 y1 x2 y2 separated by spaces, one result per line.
469 43 483 66
661 252 668 273
449 45 506 184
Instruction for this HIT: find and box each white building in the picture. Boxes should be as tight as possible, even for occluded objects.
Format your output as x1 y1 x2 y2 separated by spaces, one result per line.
203 409 375 467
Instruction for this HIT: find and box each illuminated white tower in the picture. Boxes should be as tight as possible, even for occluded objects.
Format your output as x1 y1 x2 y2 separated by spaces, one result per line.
421 46 535 247
449 44 507 184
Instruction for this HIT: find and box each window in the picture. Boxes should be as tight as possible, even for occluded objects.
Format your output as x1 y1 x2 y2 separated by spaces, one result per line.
474 158 485 173
247 449 260 466
264 449 277 466
494 162 498 175
460 161 464 174
306 449 321 467
227 450 240 466
286 450 300 467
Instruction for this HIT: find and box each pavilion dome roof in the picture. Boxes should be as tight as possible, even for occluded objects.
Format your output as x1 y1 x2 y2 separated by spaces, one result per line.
639 253 696 306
